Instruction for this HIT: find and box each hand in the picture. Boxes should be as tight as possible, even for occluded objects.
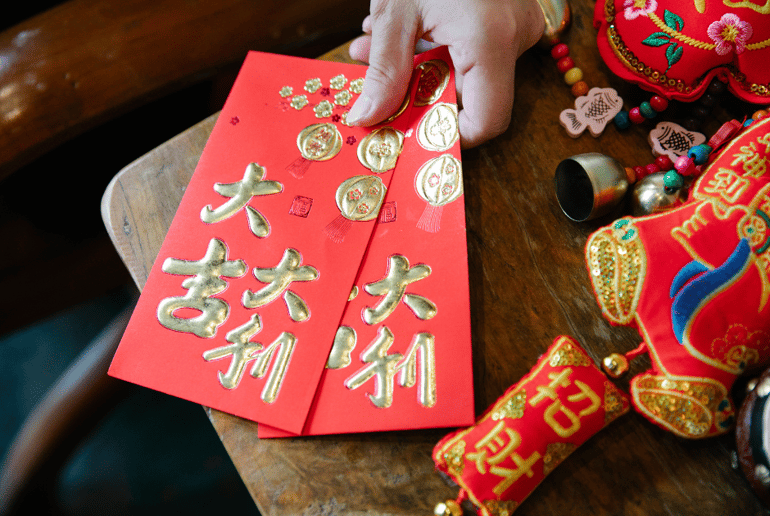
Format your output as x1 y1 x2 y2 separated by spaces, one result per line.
345 0 545 149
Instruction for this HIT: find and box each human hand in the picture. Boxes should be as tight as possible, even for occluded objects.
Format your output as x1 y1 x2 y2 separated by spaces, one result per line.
346 0 545 149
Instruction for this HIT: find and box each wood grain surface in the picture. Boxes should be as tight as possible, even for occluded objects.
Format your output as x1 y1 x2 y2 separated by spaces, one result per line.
102 1 767 514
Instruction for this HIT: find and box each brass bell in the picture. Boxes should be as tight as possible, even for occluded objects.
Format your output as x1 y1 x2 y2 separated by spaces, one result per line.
434 499 463 516
555 153 629 222
602 353 629 378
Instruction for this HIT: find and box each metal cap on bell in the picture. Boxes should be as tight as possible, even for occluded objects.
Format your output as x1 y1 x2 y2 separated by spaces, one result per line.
554 153 629 222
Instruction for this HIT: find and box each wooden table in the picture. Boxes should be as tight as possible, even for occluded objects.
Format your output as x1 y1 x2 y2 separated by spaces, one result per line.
101 1 766 514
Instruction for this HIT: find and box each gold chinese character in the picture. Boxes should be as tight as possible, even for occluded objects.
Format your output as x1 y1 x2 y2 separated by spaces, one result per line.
344 327 437 408
242 248 319 322
466 421 541 496
202 314 296 404
529 369 602 438
363 255 437 325
703 168 751 204
157 238 246 338
731 142 769 179
200 162 283 238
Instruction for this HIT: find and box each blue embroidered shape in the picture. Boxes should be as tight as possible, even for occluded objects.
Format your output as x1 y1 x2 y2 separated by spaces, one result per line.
670 239 751 344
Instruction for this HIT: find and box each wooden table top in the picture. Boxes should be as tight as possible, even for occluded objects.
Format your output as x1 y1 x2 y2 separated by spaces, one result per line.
101 1 767 514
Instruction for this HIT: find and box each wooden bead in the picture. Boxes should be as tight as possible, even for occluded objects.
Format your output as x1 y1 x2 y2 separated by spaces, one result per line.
551 43 569 59
753 109 768 120
570 80 589 97
639 101 656 119
564 67 583 85
633 165 647 181
650 95 669 112
629 107 645 124
614 111 631 130
557 57 575 74
624 167 637 183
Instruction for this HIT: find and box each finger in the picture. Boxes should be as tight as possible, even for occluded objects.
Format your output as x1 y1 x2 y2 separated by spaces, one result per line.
452 46 517 148
349 34 372 63
346 1 419 127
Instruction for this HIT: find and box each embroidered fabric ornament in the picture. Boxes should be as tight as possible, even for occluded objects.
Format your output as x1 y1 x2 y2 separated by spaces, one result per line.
594 0 770 105
432 335 629 515
585 116 770 438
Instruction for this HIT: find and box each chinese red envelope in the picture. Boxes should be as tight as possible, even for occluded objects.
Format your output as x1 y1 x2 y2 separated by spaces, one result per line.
433 336 629 515
260 48 474 437
109 47 474 435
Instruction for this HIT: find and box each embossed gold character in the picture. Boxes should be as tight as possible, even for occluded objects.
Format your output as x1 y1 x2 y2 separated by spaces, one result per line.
297 122 343 162
200 163 283 238
357 127 405 172
242 248 318 322
417 103 460 152
344 327 437 408
466 420 541 496
202 314 296 404
157 238 247 338
363 254 436 325
327 326 357 369
414 59 450 106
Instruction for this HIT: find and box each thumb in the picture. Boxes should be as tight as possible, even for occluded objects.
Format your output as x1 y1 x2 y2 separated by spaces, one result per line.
346 2 419 127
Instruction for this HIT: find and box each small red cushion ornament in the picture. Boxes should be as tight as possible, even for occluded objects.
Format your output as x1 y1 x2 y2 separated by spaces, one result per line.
585 116 770 438
433 336 629 515
594 0 770 104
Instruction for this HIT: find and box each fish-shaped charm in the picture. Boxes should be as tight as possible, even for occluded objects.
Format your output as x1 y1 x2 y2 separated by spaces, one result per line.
559 87 623 138
648 121 706 162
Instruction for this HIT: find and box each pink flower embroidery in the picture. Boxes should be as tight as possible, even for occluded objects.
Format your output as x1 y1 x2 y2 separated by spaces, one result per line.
623 0 657 20
708 13 753 56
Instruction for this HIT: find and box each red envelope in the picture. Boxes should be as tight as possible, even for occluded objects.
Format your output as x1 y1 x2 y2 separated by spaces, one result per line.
109 52 416 433
259 47 475 437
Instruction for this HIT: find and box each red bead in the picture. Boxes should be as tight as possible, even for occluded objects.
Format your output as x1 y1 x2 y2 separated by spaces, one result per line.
650 96 669 112
551 43 569 60
556 57 575 74
629 107 645 124
654 155 673 171
645 163 661 176
633 166 647 180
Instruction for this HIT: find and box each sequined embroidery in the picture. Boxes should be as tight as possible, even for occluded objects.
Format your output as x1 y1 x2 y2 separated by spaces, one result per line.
586 218 646 325
483 499 518 516
549 340 591 367
604 381 627 425
632 373 733 438
542 442 576 476
491 392 527 420
444 440 466 477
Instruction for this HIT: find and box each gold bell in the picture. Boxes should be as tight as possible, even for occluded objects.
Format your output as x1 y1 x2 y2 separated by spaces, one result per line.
602 353 629 379
434 499 463 516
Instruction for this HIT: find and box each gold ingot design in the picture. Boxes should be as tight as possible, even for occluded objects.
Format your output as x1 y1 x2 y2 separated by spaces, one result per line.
491 391 527 420
349 77 364 94
443 440 466 477
304 78 322 93
549 341 591 367
415 59 450 106
279 86 293 97
314 99 334 118
417 102 459 151
484 500 518 516
357 127 405 172
297 123 342 161
604 380 628 425
330 74 347 90
290 95 308 110
335 175 387 222
542 442 576 476
334 90 352 106
414 154 464 207
327 326 357 369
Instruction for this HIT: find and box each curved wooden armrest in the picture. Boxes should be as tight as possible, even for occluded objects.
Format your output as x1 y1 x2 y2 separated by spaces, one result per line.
0 0 367 180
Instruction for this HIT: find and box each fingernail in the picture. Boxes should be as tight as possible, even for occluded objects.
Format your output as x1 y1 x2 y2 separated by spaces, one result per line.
346 94 372 125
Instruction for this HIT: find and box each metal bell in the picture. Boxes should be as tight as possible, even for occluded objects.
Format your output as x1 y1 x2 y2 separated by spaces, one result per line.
554 153 629 222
